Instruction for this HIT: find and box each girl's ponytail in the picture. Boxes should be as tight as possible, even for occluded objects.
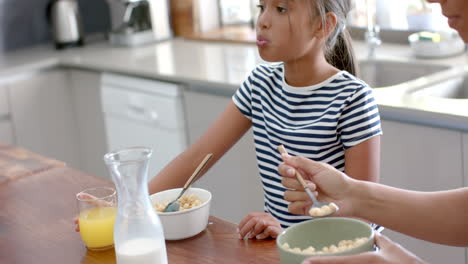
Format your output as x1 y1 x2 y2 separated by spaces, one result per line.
325 28 358 76
314 0 357 76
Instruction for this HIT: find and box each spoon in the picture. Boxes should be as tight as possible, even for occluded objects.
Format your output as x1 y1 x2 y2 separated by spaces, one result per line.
277 145 339 217
163 153 213 212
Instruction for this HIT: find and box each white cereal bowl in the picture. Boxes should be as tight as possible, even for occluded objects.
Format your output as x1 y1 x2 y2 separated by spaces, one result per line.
150 187 211 240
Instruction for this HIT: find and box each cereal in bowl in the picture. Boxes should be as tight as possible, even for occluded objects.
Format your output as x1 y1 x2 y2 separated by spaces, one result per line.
153 194 202 212
282 236 369 255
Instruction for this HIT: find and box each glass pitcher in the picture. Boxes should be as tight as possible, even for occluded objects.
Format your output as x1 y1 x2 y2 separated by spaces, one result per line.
104 147 168 264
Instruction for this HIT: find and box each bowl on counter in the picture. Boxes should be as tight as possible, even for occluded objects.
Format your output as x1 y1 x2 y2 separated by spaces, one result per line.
408 31 466 59
150 187 212 240
276 217 375 264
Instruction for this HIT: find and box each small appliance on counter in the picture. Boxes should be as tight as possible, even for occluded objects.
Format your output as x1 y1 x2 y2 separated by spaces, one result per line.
408 30 466 58
108 0 172 47
48 0 84 50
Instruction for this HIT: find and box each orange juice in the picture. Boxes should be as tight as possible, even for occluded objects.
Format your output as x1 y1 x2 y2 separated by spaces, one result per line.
79 206 116 249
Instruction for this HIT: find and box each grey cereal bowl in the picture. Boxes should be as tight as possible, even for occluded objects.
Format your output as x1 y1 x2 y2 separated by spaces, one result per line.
276 217 375 264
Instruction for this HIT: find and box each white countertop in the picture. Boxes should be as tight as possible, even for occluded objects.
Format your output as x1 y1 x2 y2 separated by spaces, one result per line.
1 38 467 130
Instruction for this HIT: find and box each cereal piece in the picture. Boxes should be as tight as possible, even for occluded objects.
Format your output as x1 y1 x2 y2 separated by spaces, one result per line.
291 247 302 253
338 245 348 251
320 205 332 215
282 243 290 249
329 202 339 212
153 201 169 212
309 207 321 217
303 246 315 254
354 237 368 246
338 240 349 247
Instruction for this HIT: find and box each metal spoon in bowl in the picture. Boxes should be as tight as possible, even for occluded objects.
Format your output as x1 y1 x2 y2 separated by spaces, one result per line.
163 153 213 212
277 145 339 217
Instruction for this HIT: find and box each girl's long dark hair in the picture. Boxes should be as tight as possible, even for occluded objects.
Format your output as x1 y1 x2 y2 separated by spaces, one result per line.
313 0 358 76
326 28 357 76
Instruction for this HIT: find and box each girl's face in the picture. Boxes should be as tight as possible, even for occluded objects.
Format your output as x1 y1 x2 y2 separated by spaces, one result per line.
427 0 468 42
255 0 321 62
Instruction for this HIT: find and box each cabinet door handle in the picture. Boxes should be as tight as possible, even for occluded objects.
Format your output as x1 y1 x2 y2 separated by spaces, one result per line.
128 104 145 115
128 105 159 123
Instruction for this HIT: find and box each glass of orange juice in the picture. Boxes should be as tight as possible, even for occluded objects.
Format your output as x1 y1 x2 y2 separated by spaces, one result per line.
76 187 116 251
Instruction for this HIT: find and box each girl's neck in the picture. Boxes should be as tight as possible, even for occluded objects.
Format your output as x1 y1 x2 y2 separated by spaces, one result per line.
283 53 339 87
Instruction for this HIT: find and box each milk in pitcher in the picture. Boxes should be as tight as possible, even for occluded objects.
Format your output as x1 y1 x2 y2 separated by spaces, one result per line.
116 238 167 264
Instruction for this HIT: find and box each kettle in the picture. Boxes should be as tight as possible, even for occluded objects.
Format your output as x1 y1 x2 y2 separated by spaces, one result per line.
48 0 84 49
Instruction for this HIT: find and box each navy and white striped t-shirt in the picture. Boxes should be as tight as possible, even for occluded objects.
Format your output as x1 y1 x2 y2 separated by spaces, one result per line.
232 63 382 228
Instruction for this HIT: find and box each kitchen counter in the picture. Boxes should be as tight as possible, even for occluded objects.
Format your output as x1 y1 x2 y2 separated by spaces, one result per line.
1 38 467 130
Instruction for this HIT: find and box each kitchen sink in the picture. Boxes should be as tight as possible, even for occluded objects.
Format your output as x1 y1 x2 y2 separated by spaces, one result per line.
357 60 450 89
410 72 468 99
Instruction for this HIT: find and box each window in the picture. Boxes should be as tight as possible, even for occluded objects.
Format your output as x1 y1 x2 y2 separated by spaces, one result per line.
218 0 255 26
217 0 450 32
349 0 449 31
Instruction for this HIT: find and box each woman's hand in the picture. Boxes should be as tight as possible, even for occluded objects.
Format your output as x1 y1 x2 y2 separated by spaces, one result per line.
237 212 283 240
278 154 355 216
303 233 427 264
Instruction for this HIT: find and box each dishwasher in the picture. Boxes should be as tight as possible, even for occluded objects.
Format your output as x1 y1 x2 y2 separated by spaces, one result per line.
101 73 187 180
0 84 14 144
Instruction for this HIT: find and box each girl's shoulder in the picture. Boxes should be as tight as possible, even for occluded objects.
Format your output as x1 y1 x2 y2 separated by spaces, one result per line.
336 71 371 90
249 63 284 79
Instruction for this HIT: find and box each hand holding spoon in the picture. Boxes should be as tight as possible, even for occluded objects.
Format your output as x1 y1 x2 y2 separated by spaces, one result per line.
277 145 339 217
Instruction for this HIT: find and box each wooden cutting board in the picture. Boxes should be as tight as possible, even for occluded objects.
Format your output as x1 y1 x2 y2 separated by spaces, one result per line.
171 0 198 37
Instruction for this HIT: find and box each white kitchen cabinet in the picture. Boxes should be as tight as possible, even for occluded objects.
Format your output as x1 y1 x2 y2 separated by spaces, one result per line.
183 89 264 224
68 69 108 178
462 133 468 264
8 69 80 168
380 120 465 264
0 83 14 144
0 82 9 116
100 73 188 180
463 132 468 264
464 133 468 187
0 120 14 144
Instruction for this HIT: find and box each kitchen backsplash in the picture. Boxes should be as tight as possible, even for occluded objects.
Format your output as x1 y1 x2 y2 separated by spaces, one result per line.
0 0 110 52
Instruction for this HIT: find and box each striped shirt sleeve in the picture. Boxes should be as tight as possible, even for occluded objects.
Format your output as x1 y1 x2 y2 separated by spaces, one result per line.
338 85 382 149
232 69 255 120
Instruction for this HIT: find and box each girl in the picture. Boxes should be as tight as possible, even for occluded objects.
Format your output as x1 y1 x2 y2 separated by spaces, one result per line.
149 0 382 240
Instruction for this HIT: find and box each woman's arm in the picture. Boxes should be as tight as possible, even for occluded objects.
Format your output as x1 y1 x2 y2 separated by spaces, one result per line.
280 155 468 246
344 136 381 182
354 182 468 247
148 101 252 194
346 137 468 246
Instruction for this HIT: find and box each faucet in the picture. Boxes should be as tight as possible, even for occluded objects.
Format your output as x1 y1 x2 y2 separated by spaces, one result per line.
365 25 381 58
365 0 381 58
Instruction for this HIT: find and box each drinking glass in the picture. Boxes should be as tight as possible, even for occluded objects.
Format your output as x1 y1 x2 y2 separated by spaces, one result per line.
76 187 117 251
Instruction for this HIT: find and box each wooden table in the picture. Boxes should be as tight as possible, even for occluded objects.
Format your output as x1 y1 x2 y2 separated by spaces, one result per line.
0 144 279 263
